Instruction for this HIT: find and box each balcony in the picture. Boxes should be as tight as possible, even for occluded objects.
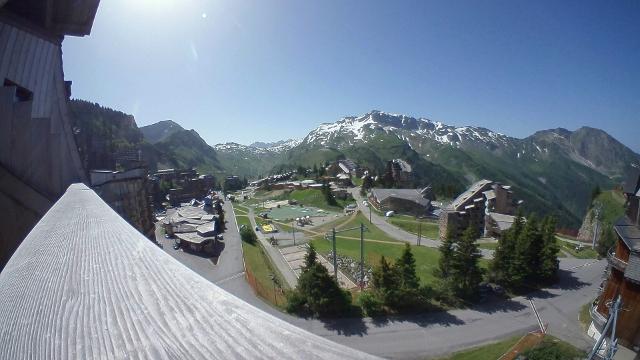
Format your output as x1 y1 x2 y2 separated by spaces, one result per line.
607 248 628 272
590 300 607 332
0 184 375 359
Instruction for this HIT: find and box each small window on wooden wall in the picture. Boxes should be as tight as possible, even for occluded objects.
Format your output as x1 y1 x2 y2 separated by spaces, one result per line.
4 79 34 102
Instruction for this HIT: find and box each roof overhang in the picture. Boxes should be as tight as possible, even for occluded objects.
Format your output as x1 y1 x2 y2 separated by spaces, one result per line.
1 0 100 36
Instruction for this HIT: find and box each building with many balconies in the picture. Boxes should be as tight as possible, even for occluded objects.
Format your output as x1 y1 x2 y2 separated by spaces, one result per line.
589 168 640 351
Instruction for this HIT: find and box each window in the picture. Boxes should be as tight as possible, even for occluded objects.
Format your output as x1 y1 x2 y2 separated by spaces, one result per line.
4 79 34 102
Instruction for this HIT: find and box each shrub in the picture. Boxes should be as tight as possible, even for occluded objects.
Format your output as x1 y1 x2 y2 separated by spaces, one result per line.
523 338 585 360
358 291 384 317
240 226 257 244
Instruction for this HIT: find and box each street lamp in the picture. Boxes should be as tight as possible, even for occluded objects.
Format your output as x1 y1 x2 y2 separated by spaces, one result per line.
292 220 296 246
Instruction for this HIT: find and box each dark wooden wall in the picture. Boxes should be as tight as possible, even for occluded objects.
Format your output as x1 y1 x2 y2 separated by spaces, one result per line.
0 16 86 269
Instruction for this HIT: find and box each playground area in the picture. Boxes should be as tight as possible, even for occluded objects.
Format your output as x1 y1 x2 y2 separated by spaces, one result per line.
266 205 337 222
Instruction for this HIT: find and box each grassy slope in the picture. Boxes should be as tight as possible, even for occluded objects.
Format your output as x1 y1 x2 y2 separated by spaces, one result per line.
333 213 399 242
388 217 440 239
558 240 599 259
440 335 584 360
439 336 521 360
285 189 354 211
429 145 612 228
235 208 288 308
478 242 498 250
592 190 626 225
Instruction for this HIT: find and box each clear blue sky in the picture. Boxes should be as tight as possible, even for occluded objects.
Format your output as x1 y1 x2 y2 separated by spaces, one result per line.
63 0 640 152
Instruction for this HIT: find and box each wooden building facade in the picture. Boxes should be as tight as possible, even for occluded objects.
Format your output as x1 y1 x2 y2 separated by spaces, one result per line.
0 0 99 269
591 168 640 350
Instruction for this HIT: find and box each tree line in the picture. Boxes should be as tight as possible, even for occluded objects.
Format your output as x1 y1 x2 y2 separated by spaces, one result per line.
282 212 560 318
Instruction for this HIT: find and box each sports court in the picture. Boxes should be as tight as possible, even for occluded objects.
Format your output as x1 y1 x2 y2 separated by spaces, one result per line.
267 205 336 221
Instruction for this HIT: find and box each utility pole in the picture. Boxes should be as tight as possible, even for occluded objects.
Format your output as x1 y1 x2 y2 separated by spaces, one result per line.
292 221 296 246
418 220 422 246
360 223 365 290
592 204 601 249
369 206 372 224
332 228 338 281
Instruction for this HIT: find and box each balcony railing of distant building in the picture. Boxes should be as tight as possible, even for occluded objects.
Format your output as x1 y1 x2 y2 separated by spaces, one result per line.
0 184 376 360
590 299 608 332
607 247 628 272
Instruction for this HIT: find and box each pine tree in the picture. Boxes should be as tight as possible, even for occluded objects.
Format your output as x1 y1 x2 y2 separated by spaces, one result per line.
372 256 400 305
322 181 337 206
524 215 542 278
492 212 525 278
510 215 539 288
437 226 456 278
451 225 483 299
538 216 559 282
288 244 352 316
304 244 318 271
491 211 526 285
395 244 420 290
597 222 616 257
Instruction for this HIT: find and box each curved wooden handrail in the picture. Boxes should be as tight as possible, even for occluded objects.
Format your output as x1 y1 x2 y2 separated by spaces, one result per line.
0 184 376 359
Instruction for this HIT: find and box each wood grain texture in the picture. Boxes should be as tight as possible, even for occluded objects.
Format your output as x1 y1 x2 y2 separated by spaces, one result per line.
0 184 378 360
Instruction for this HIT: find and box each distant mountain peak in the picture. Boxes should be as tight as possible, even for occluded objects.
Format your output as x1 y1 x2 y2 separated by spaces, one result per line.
249 139 301 150
216 139 301 155
302 110 509 149
140 120 185 144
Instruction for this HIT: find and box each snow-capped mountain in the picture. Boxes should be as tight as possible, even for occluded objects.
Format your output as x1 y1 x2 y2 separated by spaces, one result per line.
249 139 302 153
301 110 512 150
215 139 301 155
283 110 639 228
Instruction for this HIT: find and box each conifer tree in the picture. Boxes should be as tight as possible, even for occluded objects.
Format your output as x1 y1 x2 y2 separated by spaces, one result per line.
510 215 539 288
395 243 420 290
287 244 352 317
538 216 559 282
372 256 400 301
491 212 524 283
451 225 483 298
304 244 318 270
437 226 456 278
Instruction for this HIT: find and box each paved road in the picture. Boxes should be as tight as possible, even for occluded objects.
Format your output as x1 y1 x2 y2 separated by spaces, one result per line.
349 189 494 259
160 200 605 359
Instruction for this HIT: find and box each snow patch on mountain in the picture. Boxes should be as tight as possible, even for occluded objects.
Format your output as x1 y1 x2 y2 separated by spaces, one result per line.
215 139 300 155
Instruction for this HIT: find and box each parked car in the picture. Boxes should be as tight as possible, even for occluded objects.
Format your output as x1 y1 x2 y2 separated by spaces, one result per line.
217 235 224 241
172 242 180 250
385 210 395 217
362 201 369 207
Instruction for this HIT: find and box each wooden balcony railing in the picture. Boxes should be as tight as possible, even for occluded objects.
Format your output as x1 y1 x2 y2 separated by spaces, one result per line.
0 184 376 359
607 248 628 272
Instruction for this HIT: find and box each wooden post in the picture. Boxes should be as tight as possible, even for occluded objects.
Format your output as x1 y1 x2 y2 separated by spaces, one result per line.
332 228 338 281
360 223 364 290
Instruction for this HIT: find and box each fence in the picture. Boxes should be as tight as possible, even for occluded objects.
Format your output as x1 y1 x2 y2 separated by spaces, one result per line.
245 266 287 307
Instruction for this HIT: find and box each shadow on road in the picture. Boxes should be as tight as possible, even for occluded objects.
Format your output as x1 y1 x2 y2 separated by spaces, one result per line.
553 268 590 291
321 316 369 336
473 296 527 314
528 268 590 300
181 241 225 264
